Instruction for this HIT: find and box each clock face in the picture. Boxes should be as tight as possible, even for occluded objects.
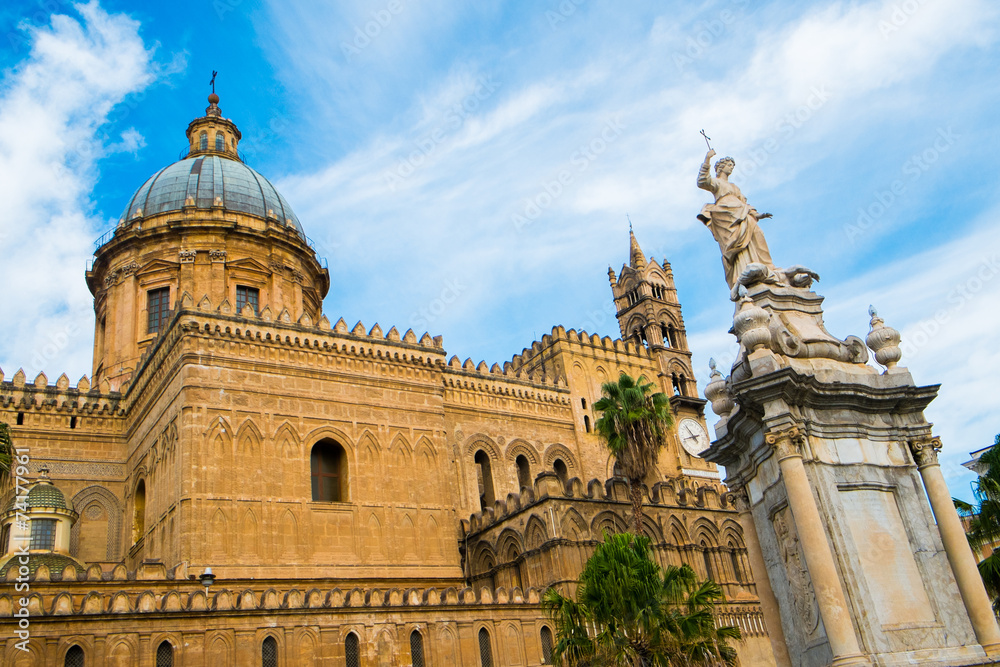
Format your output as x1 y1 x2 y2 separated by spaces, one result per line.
678 419 710 458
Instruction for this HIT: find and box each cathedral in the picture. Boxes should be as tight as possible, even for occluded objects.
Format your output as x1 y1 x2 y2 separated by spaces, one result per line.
0 95 777 666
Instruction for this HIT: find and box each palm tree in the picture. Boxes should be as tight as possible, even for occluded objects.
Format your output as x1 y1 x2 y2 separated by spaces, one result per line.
955 434 1000 612
594 373 673 535
544 531 740 666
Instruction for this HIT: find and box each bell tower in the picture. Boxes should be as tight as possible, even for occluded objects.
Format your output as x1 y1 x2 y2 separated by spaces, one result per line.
608 229 716 478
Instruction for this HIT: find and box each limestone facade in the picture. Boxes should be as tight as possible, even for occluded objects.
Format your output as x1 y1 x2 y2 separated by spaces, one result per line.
0 97 776 666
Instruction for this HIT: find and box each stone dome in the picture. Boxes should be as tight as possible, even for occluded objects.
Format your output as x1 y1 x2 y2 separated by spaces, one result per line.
120 155 304 234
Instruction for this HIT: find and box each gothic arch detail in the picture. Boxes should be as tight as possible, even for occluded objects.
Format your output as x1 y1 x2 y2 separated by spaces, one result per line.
70 485 123 562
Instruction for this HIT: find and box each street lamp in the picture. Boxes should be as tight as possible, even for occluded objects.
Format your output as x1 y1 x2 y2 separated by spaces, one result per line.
199 567 216 591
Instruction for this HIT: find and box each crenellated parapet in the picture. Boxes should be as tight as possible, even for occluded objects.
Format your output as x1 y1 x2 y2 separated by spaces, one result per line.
0 366 124 425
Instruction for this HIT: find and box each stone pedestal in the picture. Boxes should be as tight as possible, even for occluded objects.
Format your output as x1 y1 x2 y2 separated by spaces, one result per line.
704 283 1000 667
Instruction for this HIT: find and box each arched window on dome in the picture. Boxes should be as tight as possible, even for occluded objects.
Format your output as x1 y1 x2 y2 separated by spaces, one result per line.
199 131 208 150
311 440 347 502
215 132 224 151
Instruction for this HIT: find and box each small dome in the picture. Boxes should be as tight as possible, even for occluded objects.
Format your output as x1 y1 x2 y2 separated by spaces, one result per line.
26 480 67 509
0 552 81 577
121 155 303 234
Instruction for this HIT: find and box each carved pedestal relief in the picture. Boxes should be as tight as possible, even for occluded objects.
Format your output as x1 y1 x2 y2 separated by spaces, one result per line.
771 506 819 636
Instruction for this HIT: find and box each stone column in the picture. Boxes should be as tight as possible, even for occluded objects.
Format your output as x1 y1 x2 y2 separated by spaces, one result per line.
731 488 793 667
768 427 870 667
910 437 1000 657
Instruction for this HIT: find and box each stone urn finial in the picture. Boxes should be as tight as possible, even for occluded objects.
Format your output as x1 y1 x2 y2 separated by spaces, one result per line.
865 305 901 369
704 358 735 417
733 287 771 353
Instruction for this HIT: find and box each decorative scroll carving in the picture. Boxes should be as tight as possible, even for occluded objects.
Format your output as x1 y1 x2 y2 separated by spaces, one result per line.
209 249 227 262
292 270 305 284
772 506 819 635
765 425 805 461
269 260 284 273
908 436 942 467
727 487 751 514
119 261 140 277
179 250 197 263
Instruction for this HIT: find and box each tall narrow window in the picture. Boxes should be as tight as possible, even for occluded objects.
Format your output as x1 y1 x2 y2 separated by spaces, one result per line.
661 323 671 348
475 450 495 511
30 518 56 550
540 626 554 664
156 641 174 667
65 645 84 667
311 441 346 502
410 630 425 667
132 480 146 544
553 458 568 485
147 287 171 334
345 633 360 667
671 373 682 397
584 415 591 433
236 286 260 316
516 455 531 491
478 628 493 667
668 325 678 348
702 541 714 581
199 131 208 150
1 524 10 553
215 132 225 151
261 636 277 667
16 412 23 425
729 540 743 584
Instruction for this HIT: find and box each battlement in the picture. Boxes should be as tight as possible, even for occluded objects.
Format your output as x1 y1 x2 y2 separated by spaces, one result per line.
509 324 651 371
0 367 123 419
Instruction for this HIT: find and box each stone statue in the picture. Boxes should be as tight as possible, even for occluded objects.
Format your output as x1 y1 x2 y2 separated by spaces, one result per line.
697 149 777 289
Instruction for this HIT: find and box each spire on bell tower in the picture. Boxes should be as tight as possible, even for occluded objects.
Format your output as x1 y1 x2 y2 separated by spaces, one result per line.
629 230 646 270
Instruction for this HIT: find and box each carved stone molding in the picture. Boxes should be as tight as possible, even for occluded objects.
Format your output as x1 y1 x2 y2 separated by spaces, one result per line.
119 261 140 277
209 249 227 262
727 487 751 514
908 436 942 467
179 250 197 263
269 260 284 274
292 270 305 284
765 425 805 461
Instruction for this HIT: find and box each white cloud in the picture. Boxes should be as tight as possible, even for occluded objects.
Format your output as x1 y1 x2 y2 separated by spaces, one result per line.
0 1 156 382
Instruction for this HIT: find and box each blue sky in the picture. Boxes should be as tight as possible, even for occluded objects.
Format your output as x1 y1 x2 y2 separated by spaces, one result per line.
0 0 998 500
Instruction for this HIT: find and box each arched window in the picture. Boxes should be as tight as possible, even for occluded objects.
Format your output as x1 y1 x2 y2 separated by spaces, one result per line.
478 628 493 667
156 640 174 667
661 323 671 348
540 626 554 664
199 131 208 150
215 132 225 151
475 450 495 511
671 373 682 397
410 629 425 667
553 458 568 485
132 480 146 544
516 455 531 491
729 540 743 584
345 632 360 667
65 645 84 667
668 324 678 348
702 540 714 581
261 636 277 667
584 415 591 433
311 440 347 502
679 374 688 396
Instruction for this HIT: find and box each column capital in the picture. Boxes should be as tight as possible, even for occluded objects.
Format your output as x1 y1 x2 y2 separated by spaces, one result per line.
908 436 942 468
726 487 751 513
766 424 806 461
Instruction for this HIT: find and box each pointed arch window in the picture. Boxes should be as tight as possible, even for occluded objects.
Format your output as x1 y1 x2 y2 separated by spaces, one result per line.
65 645 85 667
516 455 531 491
132 480 146 545
261 636 277 667
671 373 682 397
729 540 743 583
702 540 715 581
540 626 554 664
410 630 425 667
478 628 494 667
311 440 346 502
553 458 568 485
345 632 360 667
156 640 174 667
475 450 495 511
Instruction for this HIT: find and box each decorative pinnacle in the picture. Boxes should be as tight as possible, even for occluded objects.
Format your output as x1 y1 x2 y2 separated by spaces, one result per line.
709 357 717 372
868 304 878 318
